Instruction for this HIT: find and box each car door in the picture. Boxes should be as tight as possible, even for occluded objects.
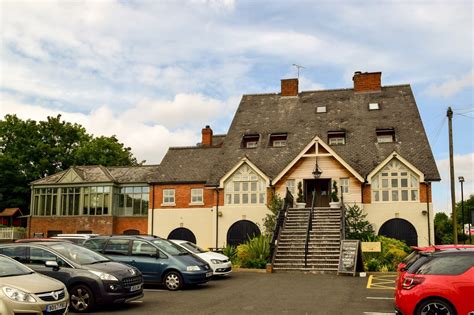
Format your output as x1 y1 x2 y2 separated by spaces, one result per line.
26 246 75 284
102 238 133 265
130 240 168 283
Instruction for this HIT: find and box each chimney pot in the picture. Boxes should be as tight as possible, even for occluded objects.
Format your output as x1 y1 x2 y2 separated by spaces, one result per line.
201 125 213 147
281 78 299 96
353 71 382 93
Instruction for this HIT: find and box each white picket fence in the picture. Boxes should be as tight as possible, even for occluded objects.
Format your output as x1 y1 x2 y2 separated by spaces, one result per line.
0 227 27 240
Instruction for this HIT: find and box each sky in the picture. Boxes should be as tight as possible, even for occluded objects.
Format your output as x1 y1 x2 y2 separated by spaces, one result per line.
1 0 473 214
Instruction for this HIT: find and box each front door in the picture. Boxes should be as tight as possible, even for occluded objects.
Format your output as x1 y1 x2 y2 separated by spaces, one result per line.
305 179 330 207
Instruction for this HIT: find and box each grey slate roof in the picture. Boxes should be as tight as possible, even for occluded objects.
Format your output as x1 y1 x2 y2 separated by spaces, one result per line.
149 147 222 183
31 165 160 185
204 84 440 183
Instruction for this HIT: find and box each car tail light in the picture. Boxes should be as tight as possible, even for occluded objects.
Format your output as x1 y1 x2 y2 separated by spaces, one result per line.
402 276 425 290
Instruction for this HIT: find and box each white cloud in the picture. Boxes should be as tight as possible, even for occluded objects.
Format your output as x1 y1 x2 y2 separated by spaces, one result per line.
0 92 237 164
426 69 474 97
434 153 474 213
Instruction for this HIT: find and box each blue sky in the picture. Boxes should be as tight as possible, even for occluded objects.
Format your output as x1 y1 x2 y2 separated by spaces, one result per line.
1 0 473 213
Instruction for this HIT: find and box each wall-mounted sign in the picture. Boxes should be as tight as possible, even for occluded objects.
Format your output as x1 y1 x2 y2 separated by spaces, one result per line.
361 242 381 252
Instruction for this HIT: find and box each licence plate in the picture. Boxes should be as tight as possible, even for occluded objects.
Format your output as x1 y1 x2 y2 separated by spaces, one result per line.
46 302 67 312
130 284 142 292
206 272 213 277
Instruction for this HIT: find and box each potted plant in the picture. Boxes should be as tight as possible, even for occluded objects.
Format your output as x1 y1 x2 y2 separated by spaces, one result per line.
295 181 306 208
329 180 340 209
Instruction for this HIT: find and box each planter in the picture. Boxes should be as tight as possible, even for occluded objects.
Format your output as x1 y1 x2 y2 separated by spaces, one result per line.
296 202 306 208
329 201 341 209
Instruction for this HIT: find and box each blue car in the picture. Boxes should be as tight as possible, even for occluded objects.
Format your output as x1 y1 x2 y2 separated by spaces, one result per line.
83 235 212 290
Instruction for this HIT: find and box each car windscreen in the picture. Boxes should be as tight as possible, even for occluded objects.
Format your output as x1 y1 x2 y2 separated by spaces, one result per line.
152 239 189 256
0 255 33 277
180 242 206 254
49 243 110 265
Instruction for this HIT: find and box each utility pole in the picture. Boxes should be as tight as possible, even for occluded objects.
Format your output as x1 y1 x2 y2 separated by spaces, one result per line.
447 107 458 244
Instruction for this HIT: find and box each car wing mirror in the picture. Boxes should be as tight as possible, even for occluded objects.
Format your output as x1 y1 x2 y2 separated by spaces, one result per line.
45 260 60 271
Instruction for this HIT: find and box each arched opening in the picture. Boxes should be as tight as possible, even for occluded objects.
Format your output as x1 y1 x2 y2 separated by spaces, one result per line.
167 228 197 243
227 220 260 247
123 229 140 235
378 218 418 246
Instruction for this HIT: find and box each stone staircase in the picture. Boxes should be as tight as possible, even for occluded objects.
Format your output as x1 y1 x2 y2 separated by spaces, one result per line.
272 207 342 272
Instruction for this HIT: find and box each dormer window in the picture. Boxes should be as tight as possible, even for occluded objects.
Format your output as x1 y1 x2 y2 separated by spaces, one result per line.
242 134 260 148
376 128 395 143
328 131 346 145
269 133 287 147
316 106 327 113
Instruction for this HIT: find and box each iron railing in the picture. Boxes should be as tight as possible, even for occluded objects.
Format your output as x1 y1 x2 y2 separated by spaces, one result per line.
270 188 294 263
340 185 346 240
304 190 316 268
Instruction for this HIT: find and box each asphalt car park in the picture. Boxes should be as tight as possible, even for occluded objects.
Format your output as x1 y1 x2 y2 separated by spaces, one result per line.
73 271 396 315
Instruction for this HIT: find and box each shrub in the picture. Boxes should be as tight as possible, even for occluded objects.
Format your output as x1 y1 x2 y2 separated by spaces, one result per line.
222 245 237 264
331 180 339 202
263 192 283 235
366 258 380 271
296 181 304 203
236 234 271 269
362 236 410 272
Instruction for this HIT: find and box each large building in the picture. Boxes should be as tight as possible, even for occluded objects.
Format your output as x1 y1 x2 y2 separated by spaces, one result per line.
150 71 440 249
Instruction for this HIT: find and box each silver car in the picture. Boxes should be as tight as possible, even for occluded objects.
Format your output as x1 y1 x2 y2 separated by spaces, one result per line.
0 254 69 315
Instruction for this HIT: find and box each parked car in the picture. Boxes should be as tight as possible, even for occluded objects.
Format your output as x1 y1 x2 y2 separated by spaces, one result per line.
0 242 143 313
83 235 213 290
169 240 232 276
395 248 474 315
16 238 73 243
51 234 99 245
0 254 69 315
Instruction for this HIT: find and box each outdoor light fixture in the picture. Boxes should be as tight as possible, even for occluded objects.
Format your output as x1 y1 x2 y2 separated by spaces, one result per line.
459 176 466 243
312 157 322 178
459 176 465 183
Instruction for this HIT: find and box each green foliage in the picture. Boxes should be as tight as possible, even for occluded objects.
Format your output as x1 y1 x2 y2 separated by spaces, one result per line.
362 236 410 272
434 212 454 244
296 181 304 203
222 245 238 264
344 204 375 240
331 180 339 202
263 192 283 235
236 235 271 269
0 114 138 212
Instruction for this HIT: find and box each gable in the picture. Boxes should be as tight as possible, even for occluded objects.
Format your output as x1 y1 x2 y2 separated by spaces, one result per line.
58 168 84 183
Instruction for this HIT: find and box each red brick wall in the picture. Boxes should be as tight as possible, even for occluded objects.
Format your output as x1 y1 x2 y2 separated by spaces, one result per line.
419 183 432 203
152 184 216 209
281 78 298 96
362 184 371 204
201 126 213 146
29 216 114 237
353 72 381 92
114 217 148 234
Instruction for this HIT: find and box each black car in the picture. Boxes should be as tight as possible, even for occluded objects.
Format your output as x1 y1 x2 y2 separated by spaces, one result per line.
0 241 144 313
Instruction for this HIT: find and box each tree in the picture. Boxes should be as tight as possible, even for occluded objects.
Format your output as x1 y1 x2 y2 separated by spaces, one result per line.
345 204 375 240
434 212 453 244
0 114 138 212
263 192 283 235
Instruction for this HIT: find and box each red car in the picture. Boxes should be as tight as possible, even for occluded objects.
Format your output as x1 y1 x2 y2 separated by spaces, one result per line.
395 248 474 315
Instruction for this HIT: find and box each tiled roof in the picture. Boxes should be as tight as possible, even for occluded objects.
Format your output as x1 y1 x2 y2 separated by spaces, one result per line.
160 84 439 185
30 165 160 185
0 208 23 217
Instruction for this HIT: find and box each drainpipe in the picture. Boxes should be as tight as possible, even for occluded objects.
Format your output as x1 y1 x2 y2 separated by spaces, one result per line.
215 187 220 249
151 184 155 236
425 182 431 245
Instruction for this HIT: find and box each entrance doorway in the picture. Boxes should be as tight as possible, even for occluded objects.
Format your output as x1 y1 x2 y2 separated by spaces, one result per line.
378 218 418 246
304 179 330 207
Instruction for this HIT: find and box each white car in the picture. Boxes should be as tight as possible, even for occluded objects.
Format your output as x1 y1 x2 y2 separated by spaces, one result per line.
169 240 232 276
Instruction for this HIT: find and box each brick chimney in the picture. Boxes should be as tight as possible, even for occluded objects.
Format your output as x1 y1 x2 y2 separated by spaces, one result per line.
353 71 382 92
281 78 299 96
201 125 213 147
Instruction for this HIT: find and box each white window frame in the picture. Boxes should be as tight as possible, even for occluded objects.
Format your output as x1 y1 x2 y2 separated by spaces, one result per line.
329 137 345 145
246 141 258 148
272 139 287 147
190 188 204 205
371 160 419 203
224 164 266 206
340 178 349 194
162 189 175 206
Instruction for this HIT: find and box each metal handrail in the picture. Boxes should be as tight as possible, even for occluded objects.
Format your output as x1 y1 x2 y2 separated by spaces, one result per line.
270 188 294 263
304 190 316 268
340 185 346 240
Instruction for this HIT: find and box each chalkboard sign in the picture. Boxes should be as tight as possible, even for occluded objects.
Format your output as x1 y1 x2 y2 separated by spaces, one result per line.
338 240 362 276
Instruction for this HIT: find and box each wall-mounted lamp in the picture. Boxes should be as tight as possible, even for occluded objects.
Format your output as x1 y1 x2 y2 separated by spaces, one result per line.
312 157 322 179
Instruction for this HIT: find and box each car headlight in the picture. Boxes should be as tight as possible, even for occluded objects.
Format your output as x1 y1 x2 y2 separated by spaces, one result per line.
89 270 119 281
186 265 200 271
2 287 36 303
211 259 223 264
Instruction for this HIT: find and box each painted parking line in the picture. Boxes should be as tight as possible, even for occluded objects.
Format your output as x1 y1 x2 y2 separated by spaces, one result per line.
366 297 394 300
366 274 397 290
363 312 395 315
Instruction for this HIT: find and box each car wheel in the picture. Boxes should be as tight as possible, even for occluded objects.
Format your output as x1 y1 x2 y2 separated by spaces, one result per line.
163 271 183 291
416 298 455 315
70 284 94 313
